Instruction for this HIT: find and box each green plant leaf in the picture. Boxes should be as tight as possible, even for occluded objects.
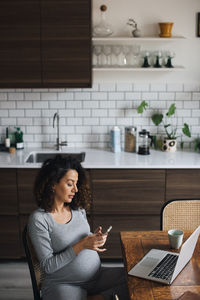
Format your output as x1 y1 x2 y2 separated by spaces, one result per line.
151 113 163 126
182 123 191 138
164 124 171 128
166 104 176 117
137 101 148 114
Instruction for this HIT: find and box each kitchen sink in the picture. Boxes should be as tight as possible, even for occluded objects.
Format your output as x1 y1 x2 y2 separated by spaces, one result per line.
25 152 85 163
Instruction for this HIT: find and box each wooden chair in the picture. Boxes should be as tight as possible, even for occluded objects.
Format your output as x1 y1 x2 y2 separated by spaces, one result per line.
160 198 200 231
22 225 44 300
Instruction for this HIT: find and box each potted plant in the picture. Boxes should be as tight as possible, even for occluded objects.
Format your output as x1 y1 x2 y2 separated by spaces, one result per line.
137 101 191 151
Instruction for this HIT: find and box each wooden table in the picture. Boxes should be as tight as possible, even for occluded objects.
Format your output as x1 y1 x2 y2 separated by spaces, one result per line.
120 231 200 300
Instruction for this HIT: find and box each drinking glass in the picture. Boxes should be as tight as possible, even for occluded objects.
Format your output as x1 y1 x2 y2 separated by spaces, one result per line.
93 45 102 67
122 45 131 67
102 45 112 67
132 44 141 67
112 45 122 67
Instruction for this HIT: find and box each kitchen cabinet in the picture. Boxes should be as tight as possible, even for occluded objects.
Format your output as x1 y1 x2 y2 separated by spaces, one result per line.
1 167 200 259
0 0 91 88
166 169 200 201
41 0 92 87
90 169 165 258
0 1 41 87
0 169 20 258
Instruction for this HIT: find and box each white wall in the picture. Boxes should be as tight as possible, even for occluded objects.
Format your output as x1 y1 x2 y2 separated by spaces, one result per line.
92 0 200 83
0 1 200 150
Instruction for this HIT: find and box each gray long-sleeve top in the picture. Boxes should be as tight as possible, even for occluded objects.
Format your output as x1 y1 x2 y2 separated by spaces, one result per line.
28 208 101 291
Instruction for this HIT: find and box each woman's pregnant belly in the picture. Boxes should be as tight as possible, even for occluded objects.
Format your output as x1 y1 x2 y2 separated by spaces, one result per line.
46 249 101 284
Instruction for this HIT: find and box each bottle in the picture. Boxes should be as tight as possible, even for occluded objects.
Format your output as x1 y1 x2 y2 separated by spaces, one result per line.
93 5 113 37
110 126 121 153
5 127 10 148
15 127 24 150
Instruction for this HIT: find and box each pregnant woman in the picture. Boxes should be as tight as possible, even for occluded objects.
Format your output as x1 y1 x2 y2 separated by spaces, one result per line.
28 155 129 300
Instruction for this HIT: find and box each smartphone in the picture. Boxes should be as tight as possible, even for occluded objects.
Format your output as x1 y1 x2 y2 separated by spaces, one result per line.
104 225 112 234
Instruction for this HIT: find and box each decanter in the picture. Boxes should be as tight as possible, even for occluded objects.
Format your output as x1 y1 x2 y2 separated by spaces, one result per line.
93 5 113 37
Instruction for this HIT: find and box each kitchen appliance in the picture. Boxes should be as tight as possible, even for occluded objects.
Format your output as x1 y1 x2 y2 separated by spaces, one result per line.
138 129 153 155
124 126 137 152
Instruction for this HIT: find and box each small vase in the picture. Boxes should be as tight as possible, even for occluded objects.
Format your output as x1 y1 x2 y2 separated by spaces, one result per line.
159 22 173 38
162 138 177 152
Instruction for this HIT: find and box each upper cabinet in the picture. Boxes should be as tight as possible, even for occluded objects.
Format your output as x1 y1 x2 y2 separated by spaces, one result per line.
41 0 92 87
0 1 41 87
0 0 92 88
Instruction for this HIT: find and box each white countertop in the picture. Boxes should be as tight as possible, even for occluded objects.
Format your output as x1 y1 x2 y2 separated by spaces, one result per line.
0 147 200 169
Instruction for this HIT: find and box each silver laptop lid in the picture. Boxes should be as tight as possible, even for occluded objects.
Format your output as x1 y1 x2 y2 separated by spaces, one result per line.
170 225 200 283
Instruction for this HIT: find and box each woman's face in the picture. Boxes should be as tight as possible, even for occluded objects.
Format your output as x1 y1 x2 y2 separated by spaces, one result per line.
53 169 78 204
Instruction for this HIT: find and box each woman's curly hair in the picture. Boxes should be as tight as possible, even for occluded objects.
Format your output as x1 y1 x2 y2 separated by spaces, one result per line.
34 155 91 212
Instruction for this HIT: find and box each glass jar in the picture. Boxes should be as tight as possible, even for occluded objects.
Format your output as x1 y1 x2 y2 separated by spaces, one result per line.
124 126 137 152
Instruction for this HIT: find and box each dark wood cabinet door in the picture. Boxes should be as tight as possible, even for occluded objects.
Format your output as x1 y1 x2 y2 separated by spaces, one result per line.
166 169 200 201
17 169 39 214
91 169 165 215
0 1 41 88
0 216 20 258
41 0 91 88
0 169 18 215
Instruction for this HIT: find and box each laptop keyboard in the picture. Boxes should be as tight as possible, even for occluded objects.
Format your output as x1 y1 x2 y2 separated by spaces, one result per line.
148 253 178 280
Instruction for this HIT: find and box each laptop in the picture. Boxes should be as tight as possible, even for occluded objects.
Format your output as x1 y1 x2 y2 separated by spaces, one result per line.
128 225 200 285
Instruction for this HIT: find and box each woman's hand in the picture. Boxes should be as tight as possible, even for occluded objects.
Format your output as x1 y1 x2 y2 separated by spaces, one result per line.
73 226 108 255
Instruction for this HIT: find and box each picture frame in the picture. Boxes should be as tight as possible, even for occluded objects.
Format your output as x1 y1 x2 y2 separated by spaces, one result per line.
197 13 200 37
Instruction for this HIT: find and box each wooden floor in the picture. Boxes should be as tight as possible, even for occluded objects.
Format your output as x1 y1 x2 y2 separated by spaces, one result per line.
0 260 123 300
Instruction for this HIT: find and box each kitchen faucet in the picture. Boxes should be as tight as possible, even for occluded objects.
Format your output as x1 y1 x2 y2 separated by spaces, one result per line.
53 112 67 151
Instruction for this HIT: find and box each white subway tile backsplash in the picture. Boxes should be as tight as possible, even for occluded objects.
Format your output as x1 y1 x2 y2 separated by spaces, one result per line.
0 82 199 149
9 110 24 117
74 92 90 100
8 93 24 101
125 92 141 100
83 117 99 125
167 83 183 92
58 92 73 101
99 100 115 108
26 110 41 117
0 110 8 117
49 101 65 109
33 101 48 109
192 93 200 101
91 92 107 100
92 109 107 117
99 83 116 91
75 109 91 117
24 93 40 101
176 92 192 101
184 84 200 92
17 101 32 109
133 83 150 92
108 92 124 100
150 83 166 92
184 101 199 109
66 100 82 109
83 100 99 109
0 101 16 109
41 93 57 101
116 83 133 91
1 118 17 125
0 93 7 100
142 92 158 100
67 117 83 126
